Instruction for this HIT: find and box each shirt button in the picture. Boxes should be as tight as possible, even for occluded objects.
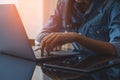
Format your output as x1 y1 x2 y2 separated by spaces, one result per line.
96 30 100 34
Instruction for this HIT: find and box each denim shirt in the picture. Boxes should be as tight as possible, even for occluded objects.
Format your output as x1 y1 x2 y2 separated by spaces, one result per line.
36 0 120 79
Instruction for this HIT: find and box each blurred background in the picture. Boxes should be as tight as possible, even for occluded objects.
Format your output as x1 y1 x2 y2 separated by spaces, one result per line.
0 0 57 39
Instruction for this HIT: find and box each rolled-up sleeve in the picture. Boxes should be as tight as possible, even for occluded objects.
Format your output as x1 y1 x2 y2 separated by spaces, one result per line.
109 2 120 57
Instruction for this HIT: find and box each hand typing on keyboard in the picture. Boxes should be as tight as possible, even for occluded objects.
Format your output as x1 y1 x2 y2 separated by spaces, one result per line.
33 46 49 56
34 46 63 56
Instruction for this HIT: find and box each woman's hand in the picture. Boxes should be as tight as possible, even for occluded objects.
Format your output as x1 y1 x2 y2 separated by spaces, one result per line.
40 32 79 56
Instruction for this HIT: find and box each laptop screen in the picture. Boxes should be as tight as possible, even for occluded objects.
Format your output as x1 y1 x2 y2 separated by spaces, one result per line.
0 4 36 61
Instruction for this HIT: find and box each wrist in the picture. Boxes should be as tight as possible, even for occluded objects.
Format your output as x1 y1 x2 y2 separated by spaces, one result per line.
71 32 81 42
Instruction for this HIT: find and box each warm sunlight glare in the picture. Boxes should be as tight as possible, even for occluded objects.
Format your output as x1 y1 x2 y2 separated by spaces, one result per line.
0 0 43 39
0 0 57 39
17 0 43 39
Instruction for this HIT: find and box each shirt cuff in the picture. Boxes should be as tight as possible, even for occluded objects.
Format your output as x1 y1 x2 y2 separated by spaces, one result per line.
35 32 50 45
35 40 40 46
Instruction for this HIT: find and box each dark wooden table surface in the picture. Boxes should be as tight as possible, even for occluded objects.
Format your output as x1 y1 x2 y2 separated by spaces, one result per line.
41 55 114 80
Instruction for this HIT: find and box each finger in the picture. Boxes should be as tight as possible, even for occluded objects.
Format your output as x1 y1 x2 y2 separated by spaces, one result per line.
40 48 44 56
46 33 72 52
46 49 50 56
40 33 54 56
53 47 58 51
44 33 57 49
57 45 62 51
46 36 64 51
53 45 62 51
41 39 46 56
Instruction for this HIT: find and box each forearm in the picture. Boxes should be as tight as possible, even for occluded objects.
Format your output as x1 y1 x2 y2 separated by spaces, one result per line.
76 35 116 56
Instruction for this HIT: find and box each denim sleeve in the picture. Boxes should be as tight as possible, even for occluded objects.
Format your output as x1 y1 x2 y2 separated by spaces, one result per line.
109 2 120 57
35 32 50 45
35 0 65 44
43 0 65 32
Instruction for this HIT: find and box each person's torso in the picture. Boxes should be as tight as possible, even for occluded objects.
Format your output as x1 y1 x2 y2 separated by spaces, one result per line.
63 0 115 53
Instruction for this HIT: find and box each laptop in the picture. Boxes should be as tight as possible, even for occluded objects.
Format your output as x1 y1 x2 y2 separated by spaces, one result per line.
0 4 36 80
0 4 80 80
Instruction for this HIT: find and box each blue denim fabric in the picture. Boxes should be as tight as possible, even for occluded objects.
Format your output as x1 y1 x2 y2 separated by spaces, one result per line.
42 0 120 55
37 0 120 79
